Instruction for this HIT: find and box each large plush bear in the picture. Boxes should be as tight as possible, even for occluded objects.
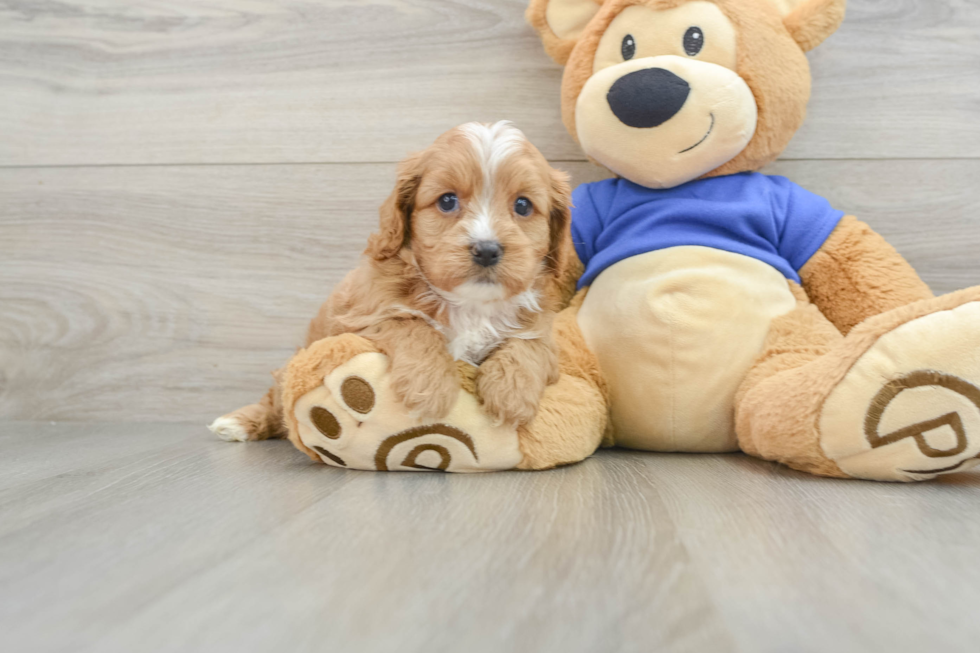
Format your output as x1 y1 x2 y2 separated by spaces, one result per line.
269 0 980 481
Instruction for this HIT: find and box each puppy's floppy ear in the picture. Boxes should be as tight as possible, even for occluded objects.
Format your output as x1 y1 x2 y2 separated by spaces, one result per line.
366 152 424 261
771 0 846 52
526 0 603 66
544 168 572 278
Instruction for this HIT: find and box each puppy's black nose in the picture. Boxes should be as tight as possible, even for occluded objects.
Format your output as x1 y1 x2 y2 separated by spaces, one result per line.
607 68 691 129
471 241 503 268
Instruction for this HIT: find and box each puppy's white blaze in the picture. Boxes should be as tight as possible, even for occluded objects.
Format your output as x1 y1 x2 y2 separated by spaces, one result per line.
465 210 498 243
459 121 526 228
459 121 526 178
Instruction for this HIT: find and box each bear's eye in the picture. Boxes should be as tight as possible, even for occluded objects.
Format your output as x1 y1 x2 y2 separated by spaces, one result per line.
683 27 704 56
621 34 636 61
514 197 533 217
438 193 459 213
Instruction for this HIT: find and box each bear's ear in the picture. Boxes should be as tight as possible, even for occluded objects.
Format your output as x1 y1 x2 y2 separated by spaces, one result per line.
772 0 847 52
526 0 604 65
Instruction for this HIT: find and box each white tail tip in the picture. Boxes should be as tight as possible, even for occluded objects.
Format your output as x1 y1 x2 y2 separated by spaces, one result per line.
208 416 250 442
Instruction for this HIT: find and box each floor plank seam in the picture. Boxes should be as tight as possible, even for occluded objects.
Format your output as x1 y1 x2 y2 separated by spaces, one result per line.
1 156 978 171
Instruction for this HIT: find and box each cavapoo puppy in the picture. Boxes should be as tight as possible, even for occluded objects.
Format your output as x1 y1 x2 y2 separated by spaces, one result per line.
211 121 574 442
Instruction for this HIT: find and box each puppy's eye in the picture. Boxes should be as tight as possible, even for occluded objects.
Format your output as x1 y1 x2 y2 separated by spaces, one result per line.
621 34 636 61
683 27 704 56
437 193 458 213
514 197 533 217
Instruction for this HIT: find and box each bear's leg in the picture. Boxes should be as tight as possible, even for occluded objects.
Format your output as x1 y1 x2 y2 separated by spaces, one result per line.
515 291 611 470
734 286 846 475
278 294 609 472
736 285 980 481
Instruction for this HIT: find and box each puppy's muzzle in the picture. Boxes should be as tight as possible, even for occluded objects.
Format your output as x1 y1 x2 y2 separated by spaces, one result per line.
470 240 503 268
607 68 691 129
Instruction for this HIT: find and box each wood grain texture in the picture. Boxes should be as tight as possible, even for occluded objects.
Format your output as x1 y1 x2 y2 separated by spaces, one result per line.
0 422 733 653
0 0 977 166
1 422 978 653
645 452 980 653
3 159 980 423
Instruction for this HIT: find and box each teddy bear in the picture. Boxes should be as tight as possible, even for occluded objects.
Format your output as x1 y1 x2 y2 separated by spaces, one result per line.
277 0 980 481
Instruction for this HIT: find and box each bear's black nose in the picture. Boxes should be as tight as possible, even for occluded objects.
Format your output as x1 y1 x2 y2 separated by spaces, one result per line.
607 68 691 129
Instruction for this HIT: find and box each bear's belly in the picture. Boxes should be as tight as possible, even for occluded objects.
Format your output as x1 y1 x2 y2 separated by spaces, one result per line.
577 246 798 452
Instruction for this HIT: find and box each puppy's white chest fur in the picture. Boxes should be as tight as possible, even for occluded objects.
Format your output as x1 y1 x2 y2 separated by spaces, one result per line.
441 283 541 365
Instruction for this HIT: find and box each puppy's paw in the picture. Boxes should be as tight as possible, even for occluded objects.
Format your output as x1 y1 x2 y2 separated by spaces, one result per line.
476 357 546 427
389 359 460 421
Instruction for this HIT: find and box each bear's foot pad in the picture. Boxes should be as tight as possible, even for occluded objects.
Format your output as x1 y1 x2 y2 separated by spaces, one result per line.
820 301 980 481
293 353 523 472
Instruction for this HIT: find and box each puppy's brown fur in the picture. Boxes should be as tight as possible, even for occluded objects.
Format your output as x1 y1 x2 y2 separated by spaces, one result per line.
212 122 573 442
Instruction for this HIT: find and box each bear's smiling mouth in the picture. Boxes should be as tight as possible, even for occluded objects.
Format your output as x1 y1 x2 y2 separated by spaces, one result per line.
678 113 715 154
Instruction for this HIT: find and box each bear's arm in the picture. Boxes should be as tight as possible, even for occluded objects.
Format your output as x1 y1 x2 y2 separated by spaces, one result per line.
799 215 934 335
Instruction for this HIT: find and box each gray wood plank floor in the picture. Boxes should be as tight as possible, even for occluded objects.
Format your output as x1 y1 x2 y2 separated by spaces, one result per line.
2 421 979 653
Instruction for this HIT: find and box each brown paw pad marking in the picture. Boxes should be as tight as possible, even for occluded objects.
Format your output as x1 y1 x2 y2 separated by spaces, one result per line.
340 375 375 414
866 370 980 474
309 407 345 466
311 406 341 439
374 424 477 472
313 445 346 467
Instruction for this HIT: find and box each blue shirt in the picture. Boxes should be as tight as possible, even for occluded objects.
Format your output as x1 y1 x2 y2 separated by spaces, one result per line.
572 173 845 289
